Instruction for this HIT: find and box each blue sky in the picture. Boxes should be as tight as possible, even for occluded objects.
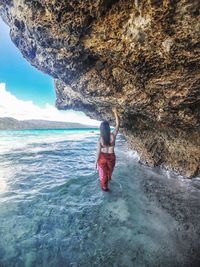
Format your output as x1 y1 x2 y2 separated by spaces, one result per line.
0 17 99 125
0 17 55 107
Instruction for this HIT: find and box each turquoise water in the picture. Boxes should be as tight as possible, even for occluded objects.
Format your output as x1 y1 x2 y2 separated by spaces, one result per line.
0 129 199 267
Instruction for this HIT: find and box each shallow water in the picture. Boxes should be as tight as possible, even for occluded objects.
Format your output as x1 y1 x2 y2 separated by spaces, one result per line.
0 129 199 267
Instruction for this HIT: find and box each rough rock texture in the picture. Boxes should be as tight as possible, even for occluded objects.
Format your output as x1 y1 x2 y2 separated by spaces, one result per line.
0 0 200 176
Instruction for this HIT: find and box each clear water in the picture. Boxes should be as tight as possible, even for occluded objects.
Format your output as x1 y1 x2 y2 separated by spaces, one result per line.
0 129 199 267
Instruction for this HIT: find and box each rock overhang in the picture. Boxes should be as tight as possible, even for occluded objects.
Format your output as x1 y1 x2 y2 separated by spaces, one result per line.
0 0 200 176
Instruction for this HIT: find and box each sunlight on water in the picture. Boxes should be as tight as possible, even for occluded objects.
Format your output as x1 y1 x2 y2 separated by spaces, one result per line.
0 180 7 192
0 129 199 267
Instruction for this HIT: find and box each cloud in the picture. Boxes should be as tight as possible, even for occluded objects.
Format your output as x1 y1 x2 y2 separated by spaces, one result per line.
0 83 100 126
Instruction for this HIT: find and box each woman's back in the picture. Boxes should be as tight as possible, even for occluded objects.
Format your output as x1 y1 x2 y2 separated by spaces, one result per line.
100 132 115 154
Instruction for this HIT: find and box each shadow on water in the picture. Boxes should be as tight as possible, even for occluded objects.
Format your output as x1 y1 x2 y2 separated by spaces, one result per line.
0 131 199 267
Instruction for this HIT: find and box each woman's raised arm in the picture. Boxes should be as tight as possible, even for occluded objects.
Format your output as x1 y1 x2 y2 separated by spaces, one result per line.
112 107 120 137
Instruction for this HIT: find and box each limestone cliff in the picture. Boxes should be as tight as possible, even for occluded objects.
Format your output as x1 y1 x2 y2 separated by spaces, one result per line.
0 0 200 176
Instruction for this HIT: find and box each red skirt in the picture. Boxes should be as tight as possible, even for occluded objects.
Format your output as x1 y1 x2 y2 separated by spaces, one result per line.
98 152 116 191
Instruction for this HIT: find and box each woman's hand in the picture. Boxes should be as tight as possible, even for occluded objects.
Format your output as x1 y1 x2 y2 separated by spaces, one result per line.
112 106 120 136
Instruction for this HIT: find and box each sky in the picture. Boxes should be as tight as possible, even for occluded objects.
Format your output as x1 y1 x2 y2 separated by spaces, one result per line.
0 17 99 126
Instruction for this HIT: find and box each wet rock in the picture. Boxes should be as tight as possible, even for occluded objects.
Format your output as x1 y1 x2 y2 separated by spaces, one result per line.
0 0 200 176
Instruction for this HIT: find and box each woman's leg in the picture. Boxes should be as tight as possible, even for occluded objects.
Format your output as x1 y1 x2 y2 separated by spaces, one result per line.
107 154 116 180
98 163 109 190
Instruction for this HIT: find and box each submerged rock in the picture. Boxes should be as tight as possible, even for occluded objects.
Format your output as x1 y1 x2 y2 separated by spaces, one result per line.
0 0 200 176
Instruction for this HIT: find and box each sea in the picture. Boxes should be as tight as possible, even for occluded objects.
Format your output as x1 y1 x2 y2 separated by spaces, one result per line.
0 129 200 267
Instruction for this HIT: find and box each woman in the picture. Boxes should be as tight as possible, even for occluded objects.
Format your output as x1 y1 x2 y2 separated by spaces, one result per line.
95 107 120 191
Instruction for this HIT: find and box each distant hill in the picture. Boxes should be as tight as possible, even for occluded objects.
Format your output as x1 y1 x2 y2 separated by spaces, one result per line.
0 117 98 130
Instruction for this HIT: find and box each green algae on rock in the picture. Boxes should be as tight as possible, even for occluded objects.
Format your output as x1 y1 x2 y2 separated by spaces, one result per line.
0 0 200 176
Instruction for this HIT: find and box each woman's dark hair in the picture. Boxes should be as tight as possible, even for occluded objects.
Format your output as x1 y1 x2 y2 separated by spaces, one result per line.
100 121 110 146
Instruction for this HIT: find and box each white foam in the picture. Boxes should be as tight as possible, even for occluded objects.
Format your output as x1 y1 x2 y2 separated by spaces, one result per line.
126 150 140 160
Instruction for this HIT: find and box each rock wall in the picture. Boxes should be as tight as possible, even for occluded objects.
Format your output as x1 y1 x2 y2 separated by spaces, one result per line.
1 0 200 176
